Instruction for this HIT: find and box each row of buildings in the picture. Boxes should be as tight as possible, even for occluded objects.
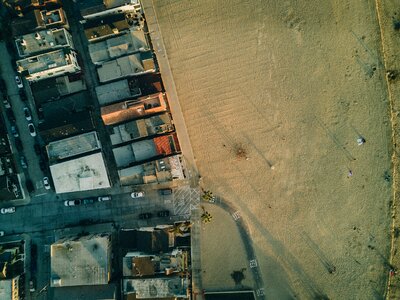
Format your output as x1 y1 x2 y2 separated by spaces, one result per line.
6 0 185 194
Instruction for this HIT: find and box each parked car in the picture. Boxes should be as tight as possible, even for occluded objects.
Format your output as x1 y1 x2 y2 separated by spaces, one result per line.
157 210 170 217
1 207 15 214
20 155 27 169
43 177 50 190
159 188 172 195
131 191 145 198
15 139 23 152
38 159 46 171
15 75 23 88
2 96 10 108
34 144 41 155
37 105 44 123
64 199 81 206
139 212 153 219
19 90 27 101
23 107 32 121
0 231 4 237
6 109 15 122
29 278 36 292
98 196 111 201
10 125 19 137
26 179 34 193
28 123 36 137
82 198 96 205
0 78 7 93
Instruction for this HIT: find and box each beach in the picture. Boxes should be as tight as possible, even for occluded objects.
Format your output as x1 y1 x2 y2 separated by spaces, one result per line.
149 0 394 298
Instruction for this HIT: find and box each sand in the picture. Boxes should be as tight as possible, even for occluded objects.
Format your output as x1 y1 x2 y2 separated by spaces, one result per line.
149 0 394 298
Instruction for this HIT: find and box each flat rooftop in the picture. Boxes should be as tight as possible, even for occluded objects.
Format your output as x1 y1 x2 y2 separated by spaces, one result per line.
89 28 149 64
16 48 73 74
47 131 101 162
101 93 168 125
15 28 71 57
50 152 110 193
83 13 132 41
123 277 189 298
113 139 158 167
51 234 111 287
95 79 132 105
97 51 155 82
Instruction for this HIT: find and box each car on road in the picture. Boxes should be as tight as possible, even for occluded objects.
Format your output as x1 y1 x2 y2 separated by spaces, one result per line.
157 210 170 217
82 198 96 205
26 179 34 193
1 207 15 214
131 191 145 198
2 96 10 109
28 123 36 137
139 212 153 219
15 75 23 88
39 159 46 171
0 78 7 93
159 188 172 195
23 107 32 121
10 125 18 137
6 109 15 122
0 231 4 237
43 177 50 190
29 279 36 292
34 144 41 155
98 196 111 201
20 155 27 169
19 90 27 101
15 139 23 151
64 199 81 206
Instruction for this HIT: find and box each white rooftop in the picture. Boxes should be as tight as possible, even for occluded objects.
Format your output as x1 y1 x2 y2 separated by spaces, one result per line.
51 234 111 287
50 152 111 193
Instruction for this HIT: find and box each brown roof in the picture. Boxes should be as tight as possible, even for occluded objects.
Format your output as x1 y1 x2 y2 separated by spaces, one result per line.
132 257 155 277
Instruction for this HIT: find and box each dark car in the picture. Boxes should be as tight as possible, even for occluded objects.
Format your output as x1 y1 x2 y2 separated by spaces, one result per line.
0 78 7 93
34 144 41 155
157 210 170 217
15 139 23 152
38 159 46 171
37 105 44 123
19 90 27 101
159 188 172 195
139 213 153 219
20 155 27 168
26 179 34 193
6 109 16 122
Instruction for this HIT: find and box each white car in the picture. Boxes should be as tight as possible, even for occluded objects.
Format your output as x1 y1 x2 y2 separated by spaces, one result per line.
43 177 50 190
23 107 32 121
98 196 111 201
1 207 15 214
0 231 4 237
28 123 36 137
64 199 81 206
15 76 23 89
131 191 145 198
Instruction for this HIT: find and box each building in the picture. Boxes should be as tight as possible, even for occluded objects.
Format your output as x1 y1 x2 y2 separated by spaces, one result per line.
101 93 168 126
16 48 80 82
4 0 61 16
77 0 141 19
0 276 20 300
97 51 155 82
83 13 138 42
109 113 174 146
49 152 111 193
47 131 102 163
88 28 149 65
123 277 189 299
95 73 164 106
50 234 112 287
11 8 68 36
15 28 73 57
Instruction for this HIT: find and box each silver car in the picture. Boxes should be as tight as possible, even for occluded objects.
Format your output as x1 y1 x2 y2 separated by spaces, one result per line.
1 207 15 214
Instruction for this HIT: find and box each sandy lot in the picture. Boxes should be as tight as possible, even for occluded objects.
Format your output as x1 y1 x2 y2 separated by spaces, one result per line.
150 0 393 298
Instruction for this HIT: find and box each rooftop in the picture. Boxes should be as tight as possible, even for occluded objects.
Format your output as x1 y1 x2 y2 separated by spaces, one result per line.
110 113 174 145
15 28 72 57
16 48 75 75
97 51 155 83
123 277 189 299
89 28 149 64
39 8 65 26
47 131 101 163
50 152 111 193
50 234 111 287
113 139 157 168
101 92 168 126
0 277 18 300
78 0 140 17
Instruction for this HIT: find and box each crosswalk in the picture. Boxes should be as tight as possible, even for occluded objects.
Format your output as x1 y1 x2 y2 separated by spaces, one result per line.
172 186 200 217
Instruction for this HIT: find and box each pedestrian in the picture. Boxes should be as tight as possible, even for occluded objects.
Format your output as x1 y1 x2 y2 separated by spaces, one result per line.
357 137 366 146
348 170 353 177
